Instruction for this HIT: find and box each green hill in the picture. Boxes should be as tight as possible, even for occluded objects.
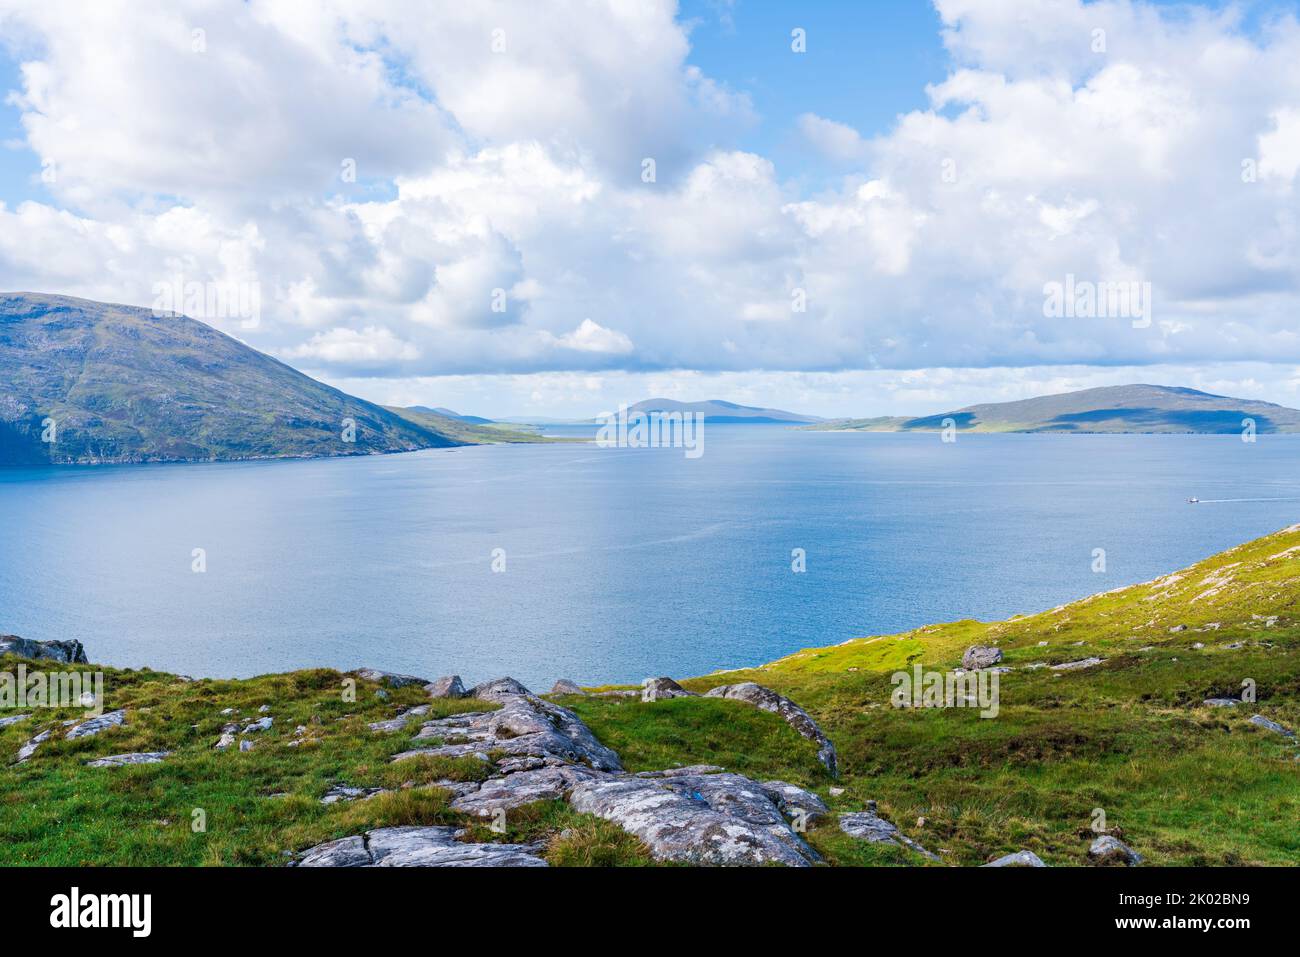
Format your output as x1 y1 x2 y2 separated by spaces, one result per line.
0 292 532 464
808 384 1300 434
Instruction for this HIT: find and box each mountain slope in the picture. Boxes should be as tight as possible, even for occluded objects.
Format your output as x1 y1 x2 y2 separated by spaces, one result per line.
0 292 469 464
808 384 1300 434
624 398 822 424
406 405 495 425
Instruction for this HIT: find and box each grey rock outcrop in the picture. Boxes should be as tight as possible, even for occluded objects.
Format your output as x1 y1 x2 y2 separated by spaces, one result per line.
320 784 384 805
367 705 429 733
66 709 125 740
838 806 940 861
86 751 170 767
17 728 52 762
1203 698 1240 707
1049 657 1104 671
550 679 584 695
568 770 820 867
296 826 547 868
0 635 89 664
354 668 431 690
468 677 533 702
705 682 838 776
962 645 1003 670
759 780 830 827
1088 835 1142 866
0 714 31 729
449 765 604 817
425 675 466 699
640 677 695 700
242 716 273 734
401 693 623 772
984 850 1048 867
1248 714 1294 736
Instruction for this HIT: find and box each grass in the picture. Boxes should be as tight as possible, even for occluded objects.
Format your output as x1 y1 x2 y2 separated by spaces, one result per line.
3 523 1299 865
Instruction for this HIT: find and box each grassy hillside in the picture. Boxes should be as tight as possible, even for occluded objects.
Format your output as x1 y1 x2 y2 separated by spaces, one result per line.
2 524 1298 866
0 292 534 464
809 384 1300 434
384 405 561 445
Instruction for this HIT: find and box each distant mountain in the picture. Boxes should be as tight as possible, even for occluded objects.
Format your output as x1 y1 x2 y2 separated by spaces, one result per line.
806 385 1300 434
620 398 823 425
406 405 495 425
0 292 529 465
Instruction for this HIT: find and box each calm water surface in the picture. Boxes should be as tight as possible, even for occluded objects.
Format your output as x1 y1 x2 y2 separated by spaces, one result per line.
1 429 1297 687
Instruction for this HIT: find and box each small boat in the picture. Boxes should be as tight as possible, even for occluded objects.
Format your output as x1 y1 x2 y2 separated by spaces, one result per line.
1188 497 1200 504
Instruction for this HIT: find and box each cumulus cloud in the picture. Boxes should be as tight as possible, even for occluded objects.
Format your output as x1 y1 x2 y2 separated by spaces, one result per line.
1 0 1299 407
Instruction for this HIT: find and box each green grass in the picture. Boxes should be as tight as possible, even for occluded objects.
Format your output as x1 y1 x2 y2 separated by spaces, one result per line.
3 523 1299 865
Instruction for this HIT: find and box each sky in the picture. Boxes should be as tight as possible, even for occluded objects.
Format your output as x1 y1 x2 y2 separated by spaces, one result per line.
1 0 1300 418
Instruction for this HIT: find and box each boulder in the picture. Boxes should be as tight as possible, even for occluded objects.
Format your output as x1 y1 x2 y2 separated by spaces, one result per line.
241 716 273 734
1248 714 1295 737
65 709 125 740
961 645 1003 670
705 682 838 776
0 635 89 664
354 668 430 690
425 675 466 699
1088 835 1142 866
86 751 170 767
550 679 585 695
296 826 547 867
984 850 1048 867
759 780 830 827
640 677 695 701
406 693 622 772
468 677 533 702
0 714 31 729
568 771 819 867
1203 698 1240 707
214 732 236 750
449 765 605 817
838 806 940 861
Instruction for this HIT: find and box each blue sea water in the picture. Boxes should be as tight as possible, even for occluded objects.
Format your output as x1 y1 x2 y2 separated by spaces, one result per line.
1 429 1297 688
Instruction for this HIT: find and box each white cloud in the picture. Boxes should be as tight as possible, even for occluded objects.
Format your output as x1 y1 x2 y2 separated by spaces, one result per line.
1 0 1300 394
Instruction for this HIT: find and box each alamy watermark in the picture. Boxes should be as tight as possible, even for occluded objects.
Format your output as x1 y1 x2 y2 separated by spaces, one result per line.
0 664 104 715
1043 274 1152 328
891 664 1000 718
152 276 262 329
595 404 705 459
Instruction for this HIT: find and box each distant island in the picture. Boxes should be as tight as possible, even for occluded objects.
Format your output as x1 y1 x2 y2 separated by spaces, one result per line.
605 398 822 425
804 384 1300 435
0 292 548 465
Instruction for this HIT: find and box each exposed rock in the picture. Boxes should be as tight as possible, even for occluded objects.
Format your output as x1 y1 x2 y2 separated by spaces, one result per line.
839 806 940 861
425 675 466 699
407 692 622 772
0 713 31 729
705 682 838 776
239 740 254 752
1248 714 1295 737
592 689 638 698
1049 657 1104 671
220 708 235 716
759 780 830 827
214 732 236 750
1089 835 1142 866
367 705 430 733
354 668 430 690
449 765 604 817
17 728 51 762
636 765 725 778
258 704 271 713
296 826 548 867
640 676 695 701
984 850 1048 867
0 635 89 664
320 784 384 805
568 771 819 867
86 751 170 767
961 645 1003 670
1203 698 1240 708
242 716 273 734
66 709 125 740
550 679 585 695
468 677 532 702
